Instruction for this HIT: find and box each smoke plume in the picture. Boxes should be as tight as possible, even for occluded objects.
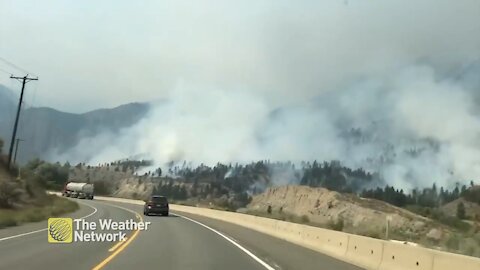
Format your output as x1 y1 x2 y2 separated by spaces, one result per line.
47 1 480 191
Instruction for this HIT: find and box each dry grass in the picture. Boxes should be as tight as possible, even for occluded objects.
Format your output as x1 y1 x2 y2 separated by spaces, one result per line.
0 195 78 229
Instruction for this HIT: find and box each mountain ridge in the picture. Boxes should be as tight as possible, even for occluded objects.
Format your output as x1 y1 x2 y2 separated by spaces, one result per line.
0 85 150 164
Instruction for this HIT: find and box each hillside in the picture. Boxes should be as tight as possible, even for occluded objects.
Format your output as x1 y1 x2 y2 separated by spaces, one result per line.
0 137 78 228
247 185 480 257
441 193 480 221
65 162 251 208
68 162 137 195
0 85 150 164
248 185 432 237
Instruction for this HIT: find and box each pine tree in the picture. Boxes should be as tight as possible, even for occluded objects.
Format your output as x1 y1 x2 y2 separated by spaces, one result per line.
457 202 466 219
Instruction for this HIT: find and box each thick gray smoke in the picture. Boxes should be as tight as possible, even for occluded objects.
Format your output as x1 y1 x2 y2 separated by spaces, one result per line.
54 64 480 190
48 1 480 191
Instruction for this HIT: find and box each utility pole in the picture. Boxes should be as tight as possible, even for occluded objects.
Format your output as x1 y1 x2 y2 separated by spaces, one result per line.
14 138 24 179
8 75 38 168
13 138 24 165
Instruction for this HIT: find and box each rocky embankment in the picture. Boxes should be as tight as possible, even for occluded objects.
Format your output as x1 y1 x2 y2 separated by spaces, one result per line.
248 185 443 240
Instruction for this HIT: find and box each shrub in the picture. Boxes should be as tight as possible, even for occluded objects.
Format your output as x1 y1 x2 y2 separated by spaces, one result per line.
446 234 461 250
23 209 46 222
362 230 381 239
407 205 471 232
328 218 344 231
94 180 111 195
0 180 24 208
439 215 471 232
301 215 310 224
457 202 466 219
0 196 78 227
0 211 17 228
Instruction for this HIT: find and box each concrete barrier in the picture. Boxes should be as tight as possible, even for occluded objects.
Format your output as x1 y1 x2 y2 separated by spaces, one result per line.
85 195 480 270
379 241 433 270
431 249 480 270
301 225 349 257
345 234 383 270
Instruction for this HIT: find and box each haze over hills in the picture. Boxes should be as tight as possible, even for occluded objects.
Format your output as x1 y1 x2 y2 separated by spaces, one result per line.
2 66 480 193
0 85 150 164
2 62 480 192
0 0 479 195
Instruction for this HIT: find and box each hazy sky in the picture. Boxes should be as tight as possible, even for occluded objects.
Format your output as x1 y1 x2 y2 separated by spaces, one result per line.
2 1 480 189
1 0 479 112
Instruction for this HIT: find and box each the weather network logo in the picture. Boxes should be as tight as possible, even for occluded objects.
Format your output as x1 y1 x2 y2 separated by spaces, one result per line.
48 218 73 243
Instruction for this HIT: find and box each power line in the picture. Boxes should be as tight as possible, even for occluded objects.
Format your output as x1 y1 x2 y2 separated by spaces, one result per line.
0 67 14 76
17 78 40 144
0 56 36 76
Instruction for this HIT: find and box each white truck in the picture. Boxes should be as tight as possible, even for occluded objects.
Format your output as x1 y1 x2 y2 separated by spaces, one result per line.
62 182 94 200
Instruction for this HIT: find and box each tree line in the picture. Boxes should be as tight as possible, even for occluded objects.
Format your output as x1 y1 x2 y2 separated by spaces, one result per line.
9 155 479 212
361 181 478 208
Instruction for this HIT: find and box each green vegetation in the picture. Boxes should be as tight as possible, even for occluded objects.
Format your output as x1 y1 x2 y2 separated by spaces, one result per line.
0 137 79 229
361 183 468 208
443 233 480 257
327 218 344 231
462 186 480 205
359 230 382 239
406 205 471 232
457 202 466 219
446 234 461 250
301 214 310 224
0 194 78 229
247 208 316 225
93 180 110 195
140 160 376 210
144 160 475 213
165 160 377 196
153 180 188 201
20 159 69 191
72 159 479 219
150 178 251 210
104 160 153 174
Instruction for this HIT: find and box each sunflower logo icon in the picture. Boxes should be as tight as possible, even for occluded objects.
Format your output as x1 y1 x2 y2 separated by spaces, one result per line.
48 218 73 243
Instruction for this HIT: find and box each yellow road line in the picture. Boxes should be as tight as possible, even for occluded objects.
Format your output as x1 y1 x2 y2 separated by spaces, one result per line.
91 204 144 270
92 229 140 270
108 237 128 252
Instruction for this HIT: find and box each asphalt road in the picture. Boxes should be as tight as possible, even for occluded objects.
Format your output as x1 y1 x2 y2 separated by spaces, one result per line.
0 199 362 270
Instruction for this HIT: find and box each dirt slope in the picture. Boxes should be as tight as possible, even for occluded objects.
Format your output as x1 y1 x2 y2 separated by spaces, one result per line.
248 185 440 239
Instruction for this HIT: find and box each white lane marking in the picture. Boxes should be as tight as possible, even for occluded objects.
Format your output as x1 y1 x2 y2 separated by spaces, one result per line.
177 214 276 270
79 201 98 219
0 200 98 242
0 228 47 242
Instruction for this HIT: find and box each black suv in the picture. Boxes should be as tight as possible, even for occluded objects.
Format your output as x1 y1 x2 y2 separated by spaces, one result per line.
144 195 169 216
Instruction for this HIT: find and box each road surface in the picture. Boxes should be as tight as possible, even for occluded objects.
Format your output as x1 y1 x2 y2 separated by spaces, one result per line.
0 199 362 270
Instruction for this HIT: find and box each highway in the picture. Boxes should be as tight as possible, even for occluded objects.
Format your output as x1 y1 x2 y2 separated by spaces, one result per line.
0 199 362 270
